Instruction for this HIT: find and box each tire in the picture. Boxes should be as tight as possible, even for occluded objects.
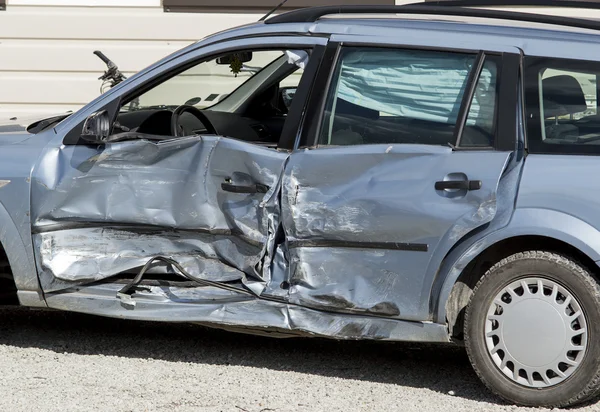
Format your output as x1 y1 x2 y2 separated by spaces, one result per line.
464 251 600 408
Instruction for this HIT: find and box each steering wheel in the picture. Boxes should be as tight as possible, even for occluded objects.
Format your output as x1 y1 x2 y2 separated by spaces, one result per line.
171 105 218 137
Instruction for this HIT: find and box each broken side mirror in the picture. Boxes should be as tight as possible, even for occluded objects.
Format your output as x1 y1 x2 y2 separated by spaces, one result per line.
280 87 297 110
81 110 111 144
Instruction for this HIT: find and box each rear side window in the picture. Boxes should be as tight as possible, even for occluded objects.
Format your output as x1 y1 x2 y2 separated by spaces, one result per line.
525 57 600 154
317 47 498 148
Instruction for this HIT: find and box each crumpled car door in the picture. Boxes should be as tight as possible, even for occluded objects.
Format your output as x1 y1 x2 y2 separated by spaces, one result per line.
278 38 521 321
280 146 513 320
30 135 287 293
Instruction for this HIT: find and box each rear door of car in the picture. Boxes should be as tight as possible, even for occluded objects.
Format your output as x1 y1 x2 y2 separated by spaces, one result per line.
279 35 522 321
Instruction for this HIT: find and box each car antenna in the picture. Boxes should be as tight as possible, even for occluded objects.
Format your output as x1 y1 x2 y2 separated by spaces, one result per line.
259 0 291 21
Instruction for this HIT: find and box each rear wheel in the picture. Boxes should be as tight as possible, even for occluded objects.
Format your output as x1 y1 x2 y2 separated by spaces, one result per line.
465 251 600 407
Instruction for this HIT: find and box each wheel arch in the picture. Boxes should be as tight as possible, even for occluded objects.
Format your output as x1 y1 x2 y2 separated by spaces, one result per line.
0 201 43 306
434 208 600 340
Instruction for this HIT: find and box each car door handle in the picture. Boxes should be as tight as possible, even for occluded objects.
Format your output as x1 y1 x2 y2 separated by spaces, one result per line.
221 183 269 194
435 180 482 191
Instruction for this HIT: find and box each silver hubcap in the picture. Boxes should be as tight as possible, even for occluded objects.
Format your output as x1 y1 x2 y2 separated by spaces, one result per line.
485 277 588 388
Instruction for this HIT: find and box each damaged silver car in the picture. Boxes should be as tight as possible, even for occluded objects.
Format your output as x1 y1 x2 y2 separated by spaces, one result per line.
4 1 600 407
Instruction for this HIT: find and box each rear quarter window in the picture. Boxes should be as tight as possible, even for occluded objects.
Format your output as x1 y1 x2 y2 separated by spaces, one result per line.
525 56 600 154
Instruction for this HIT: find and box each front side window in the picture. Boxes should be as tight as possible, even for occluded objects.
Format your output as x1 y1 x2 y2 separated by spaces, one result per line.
125 50 304 111
86 48 310 146
317 47 497 148
525 57 600 154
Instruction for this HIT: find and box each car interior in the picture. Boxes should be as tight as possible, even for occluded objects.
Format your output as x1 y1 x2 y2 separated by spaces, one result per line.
542 73 600 145
320 98 461 146
317 53 498 149
319 95 497 149
104 49 307 148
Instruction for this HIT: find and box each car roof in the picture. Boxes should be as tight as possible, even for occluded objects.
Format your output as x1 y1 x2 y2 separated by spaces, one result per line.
314 15 600 51
320 13 600 34
195 12 600 63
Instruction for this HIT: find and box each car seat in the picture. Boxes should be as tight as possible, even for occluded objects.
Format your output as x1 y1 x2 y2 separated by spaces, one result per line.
542 74 587 142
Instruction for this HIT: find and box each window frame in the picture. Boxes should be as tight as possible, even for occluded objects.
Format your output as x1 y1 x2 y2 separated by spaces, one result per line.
299 42 510 151
524 55 600 155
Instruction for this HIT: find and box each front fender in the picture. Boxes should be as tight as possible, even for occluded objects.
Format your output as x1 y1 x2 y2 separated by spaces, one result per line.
433 208 600 323
0 201 41 297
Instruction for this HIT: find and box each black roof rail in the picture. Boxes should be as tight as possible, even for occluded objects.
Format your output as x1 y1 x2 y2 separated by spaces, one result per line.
264 4 600 33
423 0 600 8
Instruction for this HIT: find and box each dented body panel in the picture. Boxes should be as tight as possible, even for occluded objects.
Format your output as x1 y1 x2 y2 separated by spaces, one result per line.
45 283 449 341
0 130 55 303
28 132 513 329
281 145 512 321
32 136 287 293
30 131 512 326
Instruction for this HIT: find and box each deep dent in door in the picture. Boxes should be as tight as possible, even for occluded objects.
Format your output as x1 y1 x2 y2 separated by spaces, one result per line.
30 138 510 340
279 145 513 320
31 136 286 293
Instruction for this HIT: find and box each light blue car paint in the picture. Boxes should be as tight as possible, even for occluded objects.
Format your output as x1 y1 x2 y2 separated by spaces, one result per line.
0 15 598 343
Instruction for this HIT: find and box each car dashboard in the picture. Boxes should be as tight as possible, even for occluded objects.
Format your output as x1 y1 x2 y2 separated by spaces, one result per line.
114 109 280 145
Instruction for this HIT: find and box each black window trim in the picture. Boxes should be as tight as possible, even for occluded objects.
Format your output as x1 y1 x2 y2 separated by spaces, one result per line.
279 44 327 150
296 41 341 149
519 56 528 153
524 55 600 156
496 51 521 152
454 51 486 148
456 53 507 151
300 41 511 151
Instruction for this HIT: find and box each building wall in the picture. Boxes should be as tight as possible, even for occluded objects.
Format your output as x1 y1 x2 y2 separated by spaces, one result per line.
1 0 600 122
0 0 265 121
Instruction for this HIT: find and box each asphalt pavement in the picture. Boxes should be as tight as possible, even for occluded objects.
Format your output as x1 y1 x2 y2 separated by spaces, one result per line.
0 307 598 412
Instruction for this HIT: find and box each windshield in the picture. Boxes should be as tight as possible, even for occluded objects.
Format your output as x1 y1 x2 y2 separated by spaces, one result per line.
121 50 287 112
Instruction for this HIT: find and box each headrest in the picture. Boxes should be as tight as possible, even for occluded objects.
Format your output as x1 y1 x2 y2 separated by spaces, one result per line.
542 75 588 118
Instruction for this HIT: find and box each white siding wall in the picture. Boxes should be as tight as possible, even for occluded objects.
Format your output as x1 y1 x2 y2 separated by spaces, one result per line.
2 0 600 122
0 1 262 121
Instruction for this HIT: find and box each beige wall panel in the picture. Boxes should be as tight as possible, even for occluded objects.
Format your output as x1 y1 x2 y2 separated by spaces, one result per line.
0 5 261 121
2 1 600 122
0 39 192 72
0 6 259 40
0 72 102 104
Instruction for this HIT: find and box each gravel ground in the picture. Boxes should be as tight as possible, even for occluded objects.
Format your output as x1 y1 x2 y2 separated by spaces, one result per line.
0 307 598 412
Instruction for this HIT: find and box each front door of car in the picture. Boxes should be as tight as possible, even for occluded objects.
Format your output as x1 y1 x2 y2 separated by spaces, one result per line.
280 39 522 321
29 37 327 295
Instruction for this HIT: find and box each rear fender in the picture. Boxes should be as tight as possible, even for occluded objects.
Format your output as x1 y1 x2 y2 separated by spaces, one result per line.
433 208 600 323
